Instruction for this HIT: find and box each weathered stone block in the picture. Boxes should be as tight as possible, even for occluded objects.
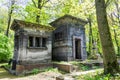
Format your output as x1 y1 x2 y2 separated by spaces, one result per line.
53 63 73 73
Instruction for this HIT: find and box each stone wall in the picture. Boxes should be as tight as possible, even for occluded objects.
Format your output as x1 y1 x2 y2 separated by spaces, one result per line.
15 63 52 75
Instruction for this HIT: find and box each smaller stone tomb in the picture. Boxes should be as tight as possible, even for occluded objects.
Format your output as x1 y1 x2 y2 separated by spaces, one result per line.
10 19 53 74
50 15 88 61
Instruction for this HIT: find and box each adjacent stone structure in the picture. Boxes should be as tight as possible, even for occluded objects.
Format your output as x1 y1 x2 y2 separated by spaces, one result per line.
10 19 53 74
50 15 88 61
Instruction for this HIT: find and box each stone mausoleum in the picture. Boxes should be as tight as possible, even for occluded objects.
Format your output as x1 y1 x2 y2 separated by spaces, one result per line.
50 15 87 61
10 14 87 74
10 20 53 74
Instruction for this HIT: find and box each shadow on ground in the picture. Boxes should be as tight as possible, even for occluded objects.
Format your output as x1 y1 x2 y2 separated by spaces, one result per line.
0 68 23 79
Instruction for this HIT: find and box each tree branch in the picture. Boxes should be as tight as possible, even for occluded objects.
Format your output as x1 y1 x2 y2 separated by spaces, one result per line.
32 0 37 7
105 0 111 8
41 0 49 8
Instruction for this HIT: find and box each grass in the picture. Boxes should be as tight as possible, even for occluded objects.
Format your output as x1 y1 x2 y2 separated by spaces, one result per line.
0 68 19 79
31 67 60 75
0 66 61 79
0 63 8 66
0 62 64 78
75 69 120 80
0 63 18 79
70 61 101 71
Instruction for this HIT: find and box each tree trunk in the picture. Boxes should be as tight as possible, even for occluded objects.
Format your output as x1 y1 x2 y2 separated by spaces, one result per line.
88 18 92 56
88 17 96 57
36 0 42 23
95 0 119 74
6 0 15 37
96 32 101 54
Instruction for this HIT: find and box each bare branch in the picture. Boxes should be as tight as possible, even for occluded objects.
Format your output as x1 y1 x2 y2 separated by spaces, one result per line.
108 13 119 26
105 0 112 8
32 0 37 7
41 0 50 8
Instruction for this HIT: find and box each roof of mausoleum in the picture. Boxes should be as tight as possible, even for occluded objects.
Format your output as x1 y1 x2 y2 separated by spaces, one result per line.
11 19 54 31
50 14 88 26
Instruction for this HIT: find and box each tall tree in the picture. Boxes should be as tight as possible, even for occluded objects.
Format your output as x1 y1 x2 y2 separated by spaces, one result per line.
87 15 98 57
31 0 49 23
36 0 42 23
88 17 92 56
95 0 119 74
6 0 15 37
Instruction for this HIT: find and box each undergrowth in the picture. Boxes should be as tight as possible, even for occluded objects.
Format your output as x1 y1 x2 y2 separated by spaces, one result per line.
75 70 120 80
31 67 62 75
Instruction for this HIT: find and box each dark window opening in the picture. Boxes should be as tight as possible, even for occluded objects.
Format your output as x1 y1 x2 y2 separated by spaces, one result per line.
29 36 33 47
35 37 40 47
28 36 47 48
54 32 63 41
42 38 46 47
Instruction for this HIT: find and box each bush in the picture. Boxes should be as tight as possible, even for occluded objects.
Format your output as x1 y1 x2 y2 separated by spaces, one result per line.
31 68 40 74
0 33 13 62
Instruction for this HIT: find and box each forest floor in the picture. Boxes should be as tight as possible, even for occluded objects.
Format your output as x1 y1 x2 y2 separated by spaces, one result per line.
0 67 62 80
0 61 103 80
0 67 104 80
0 60 120 80
1 68 120 80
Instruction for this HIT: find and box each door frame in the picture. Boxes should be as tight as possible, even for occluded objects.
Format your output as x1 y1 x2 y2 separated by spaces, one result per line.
73 36 83 60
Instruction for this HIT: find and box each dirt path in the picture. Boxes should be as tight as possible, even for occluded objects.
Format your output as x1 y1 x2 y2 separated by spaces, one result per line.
69 69 103 76
56 69 103 80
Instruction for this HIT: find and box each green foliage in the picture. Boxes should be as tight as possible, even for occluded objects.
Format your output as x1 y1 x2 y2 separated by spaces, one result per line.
70 61 92 71
80 64 91 71
31 67 59 75
0 8 8 33
71 61 103 71
0 33 13 62
79 74 110 80
31 68 40 75
43 67 58 72
2 63 11 69
75 70 120 80
23 0 104 57
0 63 8 67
